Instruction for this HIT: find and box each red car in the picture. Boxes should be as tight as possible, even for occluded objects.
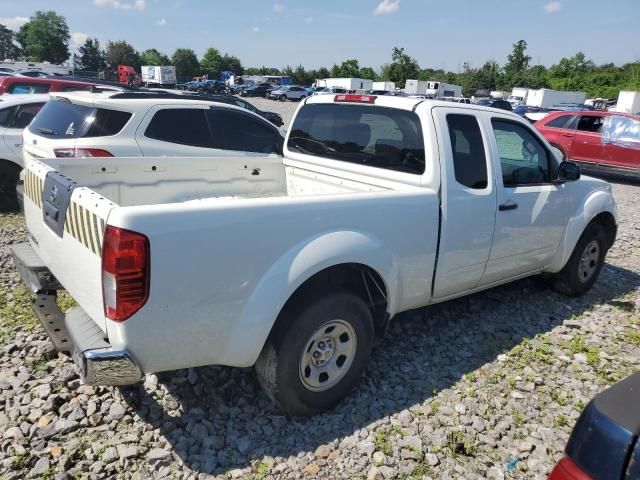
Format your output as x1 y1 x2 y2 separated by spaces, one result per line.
0 76 97 95
534 110 640 178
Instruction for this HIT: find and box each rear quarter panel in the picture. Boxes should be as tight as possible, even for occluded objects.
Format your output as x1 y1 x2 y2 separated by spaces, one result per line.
106 189 439 373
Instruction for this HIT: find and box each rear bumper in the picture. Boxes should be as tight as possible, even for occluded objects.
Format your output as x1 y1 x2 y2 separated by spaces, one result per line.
11 242 142 386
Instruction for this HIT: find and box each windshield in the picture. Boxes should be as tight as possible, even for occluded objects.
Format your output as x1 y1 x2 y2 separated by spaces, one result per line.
288 103 425 174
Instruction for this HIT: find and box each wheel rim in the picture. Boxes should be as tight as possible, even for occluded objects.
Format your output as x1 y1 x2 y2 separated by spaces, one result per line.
578 240 600 283
298 319 357 392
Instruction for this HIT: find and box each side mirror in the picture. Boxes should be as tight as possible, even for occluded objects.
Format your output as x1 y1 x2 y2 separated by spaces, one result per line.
557 161 581 182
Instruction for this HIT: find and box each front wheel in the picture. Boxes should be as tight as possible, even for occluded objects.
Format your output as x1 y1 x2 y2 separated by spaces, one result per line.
280 94 287 102
255 292 374 416
551 222 607 296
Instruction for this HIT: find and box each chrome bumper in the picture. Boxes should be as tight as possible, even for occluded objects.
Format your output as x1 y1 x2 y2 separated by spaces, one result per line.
11 242 142 386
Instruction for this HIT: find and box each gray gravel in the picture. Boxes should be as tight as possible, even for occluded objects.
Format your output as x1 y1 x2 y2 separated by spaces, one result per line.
245 96 300 129
1 181 639 479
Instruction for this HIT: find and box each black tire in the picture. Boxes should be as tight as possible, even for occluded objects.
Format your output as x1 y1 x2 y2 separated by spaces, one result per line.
551 222 607 296
255 291 374 417
0 161 21 213
280 94 287 102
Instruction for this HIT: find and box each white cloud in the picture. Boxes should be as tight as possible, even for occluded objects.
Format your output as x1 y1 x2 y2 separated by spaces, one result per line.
305 16 313 23
273 3 284 13
544 1 562 13
93 0 145 11
0 16 29 30
70 32 89 49
249 26 260 33
156 18 167 26
373 0 400 15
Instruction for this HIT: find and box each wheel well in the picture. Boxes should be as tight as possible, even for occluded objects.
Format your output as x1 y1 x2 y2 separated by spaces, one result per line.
275 263 389 338
590 212 617 249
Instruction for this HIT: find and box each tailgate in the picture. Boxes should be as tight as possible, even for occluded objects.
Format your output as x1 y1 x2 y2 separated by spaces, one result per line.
23 159 116 332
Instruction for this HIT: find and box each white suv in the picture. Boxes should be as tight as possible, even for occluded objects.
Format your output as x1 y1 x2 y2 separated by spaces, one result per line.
0 94 49 210
22 91 285 162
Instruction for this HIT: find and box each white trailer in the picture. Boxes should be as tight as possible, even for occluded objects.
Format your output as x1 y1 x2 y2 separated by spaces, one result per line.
372 81 395 92
507 87 530 106
141 66 177 87
425 81 462 98
613 91 640 115
404 80 428 95
525 89 586 109
314 78 373 90
490 90 508 100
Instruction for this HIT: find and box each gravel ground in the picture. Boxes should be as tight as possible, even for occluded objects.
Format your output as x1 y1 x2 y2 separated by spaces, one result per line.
245 96 300 129
1 181 639 480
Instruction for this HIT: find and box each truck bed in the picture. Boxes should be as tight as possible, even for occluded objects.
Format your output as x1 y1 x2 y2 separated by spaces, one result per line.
40 156 408 207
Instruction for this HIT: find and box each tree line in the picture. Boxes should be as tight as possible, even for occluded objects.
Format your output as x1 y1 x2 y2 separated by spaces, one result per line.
1 10 639 98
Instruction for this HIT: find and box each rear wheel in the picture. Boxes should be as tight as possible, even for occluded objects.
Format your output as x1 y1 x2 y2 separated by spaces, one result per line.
551 222 607 296
0 161 21 213
255 291 374 416
299 95 306 101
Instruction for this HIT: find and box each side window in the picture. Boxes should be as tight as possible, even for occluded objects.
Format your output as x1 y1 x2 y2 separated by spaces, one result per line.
0 106 18 127
9 103 45 129
576 115 604 133
208 109 282 154
7 83 50 94
492 119 551 187
446 114 488 189
145 109 212 147
545 115 574 129
84 108 132 137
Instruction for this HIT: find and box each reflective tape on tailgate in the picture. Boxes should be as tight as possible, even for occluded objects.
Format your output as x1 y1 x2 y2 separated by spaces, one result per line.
23 160 115 258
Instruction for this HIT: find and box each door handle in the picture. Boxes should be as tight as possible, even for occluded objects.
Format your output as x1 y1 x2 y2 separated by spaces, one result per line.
499 201 518 211
562 133 574 137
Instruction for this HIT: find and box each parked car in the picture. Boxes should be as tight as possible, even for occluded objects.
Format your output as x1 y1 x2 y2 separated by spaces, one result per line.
269 86 308 102
240 84 272 98
312 86 348 95
13 95 616 417
0 94 49 211
18 70 50 78
0 75 97 95
488 99 513 111
205 94 284 126
548 371 640 480
535 110 640 179
22 91 285 164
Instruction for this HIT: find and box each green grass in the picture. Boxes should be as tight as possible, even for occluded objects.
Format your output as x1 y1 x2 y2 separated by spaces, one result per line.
0 284 39 347
374 431 393 456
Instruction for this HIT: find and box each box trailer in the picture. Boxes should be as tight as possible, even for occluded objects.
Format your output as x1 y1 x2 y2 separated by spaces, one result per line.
613 91 640 115
314 78 373 91
425 81 462 98
404 80 428 95
372 81 396 92
525 89 586 109
141 65 177 87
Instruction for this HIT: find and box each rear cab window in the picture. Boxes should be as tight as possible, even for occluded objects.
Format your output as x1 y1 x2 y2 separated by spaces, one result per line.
8 83 51 94
29 99 131 138
288 103 425 174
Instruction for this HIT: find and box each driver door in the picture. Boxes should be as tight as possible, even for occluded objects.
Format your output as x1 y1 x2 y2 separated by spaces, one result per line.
480 117 569 285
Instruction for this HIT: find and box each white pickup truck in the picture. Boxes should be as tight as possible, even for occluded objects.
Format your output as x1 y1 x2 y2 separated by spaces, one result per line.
12 94 617 416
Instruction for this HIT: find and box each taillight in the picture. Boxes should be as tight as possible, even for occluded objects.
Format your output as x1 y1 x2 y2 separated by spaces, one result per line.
548 457 592 480
54 148 114 158
102 225 150 322
334 94 376 104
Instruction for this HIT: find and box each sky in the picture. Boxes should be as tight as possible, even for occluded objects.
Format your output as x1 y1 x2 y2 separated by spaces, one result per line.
0 0 639 72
